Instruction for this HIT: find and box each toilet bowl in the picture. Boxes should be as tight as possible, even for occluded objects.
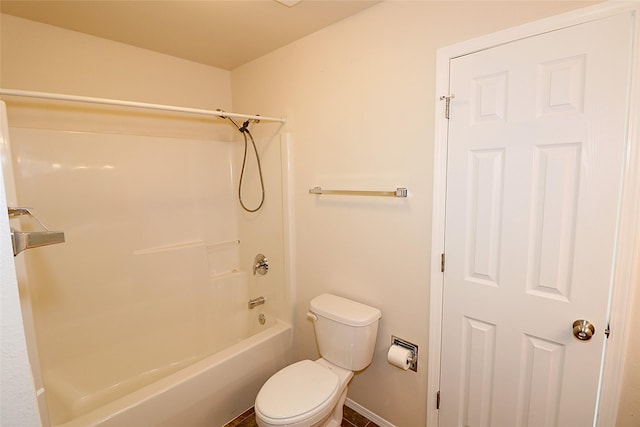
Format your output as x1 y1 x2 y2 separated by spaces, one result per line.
254 359 353 427
254 294 381 427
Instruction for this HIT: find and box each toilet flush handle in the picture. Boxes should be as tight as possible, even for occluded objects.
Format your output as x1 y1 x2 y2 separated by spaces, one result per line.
307 312 318 321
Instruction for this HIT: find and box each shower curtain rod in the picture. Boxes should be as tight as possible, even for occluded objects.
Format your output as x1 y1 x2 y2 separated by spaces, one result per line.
0 88 287 123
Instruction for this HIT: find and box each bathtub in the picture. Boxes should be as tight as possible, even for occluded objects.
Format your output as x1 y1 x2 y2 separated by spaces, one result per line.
38 270 292 427
48 317 291 427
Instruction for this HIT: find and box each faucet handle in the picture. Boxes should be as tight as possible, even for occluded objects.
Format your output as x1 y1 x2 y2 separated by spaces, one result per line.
253 253 269 275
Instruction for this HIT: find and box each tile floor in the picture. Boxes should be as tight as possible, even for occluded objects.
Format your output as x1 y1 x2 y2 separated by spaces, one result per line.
224 405 379 427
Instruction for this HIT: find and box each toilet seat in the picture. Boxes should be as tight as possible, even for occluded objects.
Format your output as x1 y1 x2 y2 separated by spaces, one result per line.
255 360 341 426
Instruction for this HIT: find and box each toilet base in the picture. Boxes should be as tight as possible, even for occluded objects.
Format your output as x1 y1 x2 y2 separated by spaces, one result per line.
322 387 348 427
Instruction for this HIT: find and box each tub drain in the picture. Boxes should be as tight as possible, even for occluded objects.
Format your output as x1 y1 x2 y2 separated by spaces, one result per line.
258 313 266 325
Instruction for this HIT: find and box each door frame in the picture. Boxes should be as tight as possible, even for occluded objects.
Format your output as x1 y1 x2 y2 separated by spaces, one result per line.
427 2 640 426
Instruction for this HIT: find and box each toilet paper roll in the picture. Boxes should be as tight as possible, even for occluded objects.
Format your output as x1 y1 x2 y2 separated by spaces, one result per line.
387 344 412 370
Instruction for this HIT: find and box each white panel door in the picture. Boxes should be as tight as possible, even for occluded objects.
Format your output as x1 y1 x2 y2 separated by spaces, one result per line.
440 13 633 427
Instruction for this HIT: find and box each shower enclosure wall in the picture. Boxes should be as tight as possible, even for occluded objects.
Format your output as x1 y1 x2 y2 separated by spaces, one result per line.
4 108 292 425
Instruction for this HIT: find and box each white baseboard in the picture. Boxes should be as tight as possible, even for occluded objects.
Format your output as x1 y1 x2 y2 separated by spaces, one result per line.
345 398 395 427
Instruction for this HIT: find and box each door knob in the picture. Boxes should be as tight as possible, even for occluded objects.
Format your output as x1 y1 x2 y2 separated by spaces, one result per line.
573 319 595 341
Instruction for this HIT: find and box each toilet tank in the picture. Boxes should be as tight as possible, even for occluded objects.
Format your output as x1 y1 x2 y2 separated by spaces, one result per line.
309 294 382 371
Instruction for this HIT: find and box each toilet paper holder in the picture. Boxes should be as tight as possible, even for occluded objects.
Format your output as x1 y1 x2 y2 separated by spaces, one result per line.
391 335 418 372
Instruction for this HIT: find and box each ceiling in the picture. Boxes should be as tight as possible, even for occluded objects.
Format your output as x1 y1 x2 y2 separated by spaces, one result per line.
0 0 380 70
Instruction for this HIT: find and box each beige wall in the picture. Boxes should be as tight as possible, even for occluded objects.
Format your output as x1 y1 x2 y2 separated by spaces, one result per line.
0 14 233 141
617 251 640 427
231 1 639 426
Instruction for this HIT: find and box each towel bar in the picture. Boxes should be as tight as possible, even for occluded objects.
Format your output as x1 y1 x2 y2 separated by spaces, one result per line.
308 187 408 198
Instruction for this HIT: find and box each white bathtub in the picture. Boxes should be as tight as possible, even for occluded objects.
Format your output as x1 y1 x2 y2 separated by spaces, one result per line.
37 269 292 427
49 318 291 427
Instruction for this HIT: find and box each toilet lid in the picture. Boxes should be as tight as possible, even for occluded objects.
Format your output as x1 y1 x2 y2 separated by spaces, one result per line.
256 360 339 421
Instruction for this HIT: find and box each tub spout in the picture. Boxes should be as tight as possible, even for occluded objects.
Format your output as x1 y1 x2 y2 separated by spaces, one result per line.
248 296 266 309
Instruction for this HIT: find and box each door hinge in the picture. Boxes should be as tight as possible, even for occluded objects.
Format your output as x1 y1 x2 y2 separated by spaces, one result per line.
436 390 441 410
441 253 445 272
440 95 455 119
605 323 611 339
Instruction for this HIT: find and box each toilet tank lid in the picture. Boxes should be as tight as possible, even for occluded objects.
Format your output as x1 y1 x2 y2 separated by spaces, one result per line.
310 294 381 327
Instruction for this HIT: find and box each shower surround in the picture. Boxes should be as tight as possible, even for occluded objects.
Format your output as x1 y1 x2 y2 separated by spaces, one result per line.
8 126 291 425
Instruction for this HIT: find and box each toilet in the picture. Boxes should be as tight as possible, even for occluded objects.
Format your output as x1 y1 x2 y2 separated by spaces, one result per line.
254 293 382 427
